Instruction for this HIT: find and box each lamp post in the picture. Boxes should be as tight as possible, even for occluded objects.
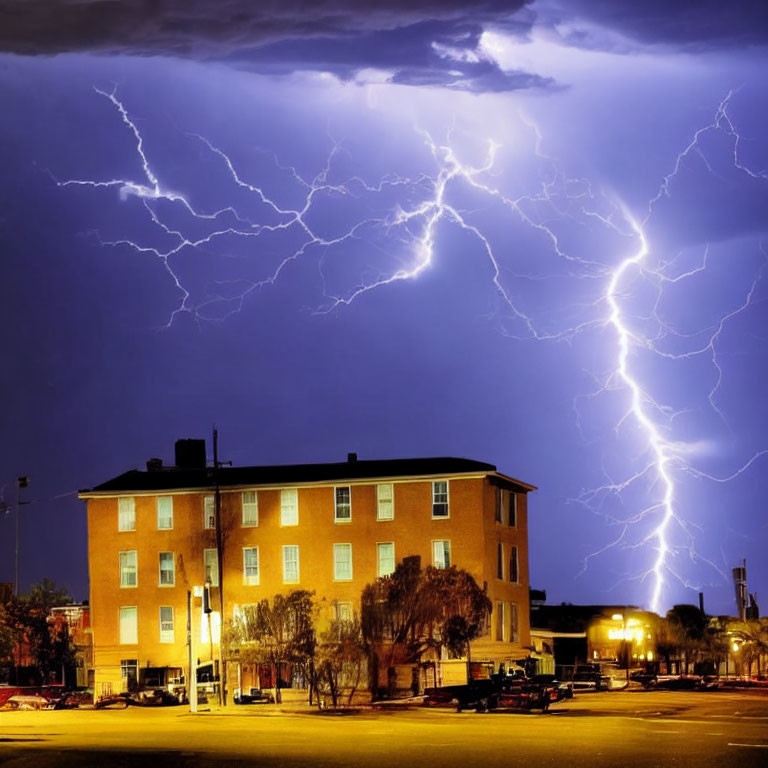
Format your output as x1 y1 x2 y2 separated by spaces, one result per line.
15 476 29 597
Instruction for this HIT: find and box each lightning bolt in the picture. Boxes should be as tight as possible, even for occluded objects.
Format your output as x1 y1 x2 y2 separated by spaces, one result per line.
54 87 767 611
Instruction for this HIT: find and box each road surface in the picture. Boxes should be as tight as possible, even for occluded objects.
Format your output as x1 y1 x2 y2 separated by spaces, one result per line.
1 688 767 767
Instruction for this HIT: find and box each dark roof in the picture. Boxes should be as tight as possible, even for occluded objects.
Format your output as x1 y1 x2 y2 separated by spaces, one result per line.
81 456 536 495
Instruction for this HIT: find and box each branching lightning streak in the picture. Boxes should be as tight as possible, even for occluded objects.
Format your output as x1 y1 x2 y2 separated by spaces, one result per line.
57 87 766 610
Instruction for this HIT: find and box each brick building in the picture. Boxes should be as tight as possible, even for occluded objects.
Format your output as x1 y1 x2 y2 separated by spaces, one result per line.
79 441 535 698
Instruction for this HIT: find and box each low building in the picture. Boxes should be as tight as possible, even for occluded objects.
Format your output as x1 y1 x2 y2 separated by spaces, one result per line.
531 603 659 672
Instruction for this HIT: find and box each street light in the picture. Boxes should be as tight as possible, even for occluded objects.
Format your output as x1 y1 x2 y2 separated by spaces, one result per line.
15 476 29 597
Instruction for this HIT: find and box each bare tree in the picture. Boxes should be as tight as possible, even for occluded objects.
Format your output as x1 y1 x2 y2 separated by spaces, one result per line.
224 590 316 703
315 615 366 708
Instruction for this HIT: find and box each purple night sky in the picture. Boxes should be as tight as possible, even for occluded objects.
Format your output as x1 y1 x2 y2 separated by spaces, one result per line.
1 1 766 616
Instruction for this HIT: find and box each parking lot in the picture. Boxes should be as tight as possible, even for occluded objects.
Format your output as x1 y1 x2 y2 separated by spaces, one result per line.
1 689 767 768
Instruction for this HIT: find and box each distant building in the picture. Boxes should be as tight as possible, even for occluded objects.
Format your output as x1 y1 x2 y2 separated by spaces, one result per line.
531 603 659 670
79 441 536 698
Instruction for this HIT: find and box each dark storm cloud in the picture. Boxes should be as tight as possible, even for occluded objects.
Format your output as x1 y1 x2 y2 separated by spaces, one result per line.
540 0 768 49
224 20 552 92
0 1 540 92
0 0 531 55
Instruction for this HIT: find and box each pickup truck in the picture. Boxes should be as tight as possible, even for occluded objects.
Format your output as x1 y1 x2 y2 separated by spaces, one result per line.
423 674 555 713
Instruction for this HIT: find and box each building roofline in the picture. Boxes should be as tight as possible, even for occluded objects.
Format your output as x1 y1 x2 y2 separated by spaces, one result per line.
79 456 537 498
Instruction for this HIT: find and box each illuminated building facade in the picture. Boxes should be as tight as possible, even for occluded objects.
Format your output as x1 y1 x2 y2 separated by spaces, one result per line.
80 442 536 697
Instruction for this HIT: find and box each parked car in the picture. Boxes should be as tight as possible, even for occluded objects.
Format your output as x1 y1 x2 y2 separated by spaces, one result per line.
530 674 574 701
234 688 274 705
572 664 612 691
423 672 558 713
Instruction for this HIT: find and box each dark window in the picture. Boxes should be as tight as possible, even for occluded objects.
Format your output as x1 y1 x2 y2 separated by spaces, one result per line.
509 546 519 583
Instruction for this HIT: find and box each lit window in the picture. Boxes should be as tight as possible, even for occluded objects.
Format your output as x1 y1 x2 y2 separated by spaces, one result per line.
335 601 353 623
497 542 504 580
281 489 298 526
495 488 503 523
157 497 173 530
376 483 394 520
432 540 451 569
159 552 175 586
243 547 260 585
496 602 506 642
118 497 135 531
203 495 216 529
432 481 449 518
119 607 138 645
334 487 351 522
510 603 519 643
119 551 137 588
509 546 519 583
204 548 219 586
377 542 395 577
242 491 258 527
201 611 221 645
333 543 353 581
159 606 174 643
509 493 517 527
283 545 299 583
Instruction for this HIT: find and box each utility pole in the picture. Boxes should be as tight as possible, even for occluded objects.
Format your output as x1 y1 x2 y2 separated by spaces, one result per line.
187 589 198 713
15 476 29 597
212 427 229 707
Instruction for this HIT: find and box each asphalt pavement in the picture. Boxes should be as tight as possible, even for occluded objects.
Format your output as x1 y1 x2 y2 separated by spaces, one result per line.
1 689 767 768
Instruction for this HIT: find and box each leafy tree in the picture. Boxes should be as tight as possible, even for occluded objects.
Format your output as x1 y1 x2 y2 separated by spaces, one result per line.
361 557 490 696
666 604 707 674
0 604 15 663
0 579 76 684
224 590 316 703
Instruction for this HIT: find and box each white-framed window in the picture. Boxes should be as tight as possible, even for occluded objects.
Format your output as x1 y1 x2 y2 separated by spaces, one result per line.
510 602 519 643
156 496 173 530
159 606 174 643
509 493 517 527
283 545 299 583
118 497 135 531
243 547 260 585
334 601 353 623
509 546 519 583
119 606 138 645
432 539 451 569
119 550 137 588
120 658 138 681
204 548 219 586
333 543 353 581
376 483 394 520
432 481 449 518
495 487 503 523
496 601 506 642
334 486 351 522
497 542 504 580
377 542 395 578
159 552 175 586
203 495 216 529
281 489 298 526
242 491 259 527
